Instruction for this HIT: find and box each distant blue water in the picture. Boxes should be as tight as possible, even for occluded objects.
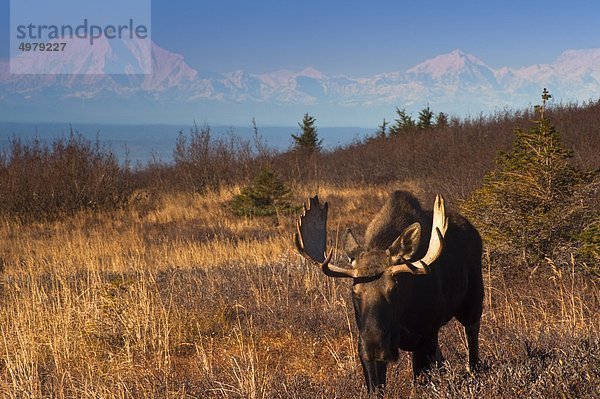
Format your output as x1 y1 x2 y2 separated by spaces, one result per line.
0 122 371 165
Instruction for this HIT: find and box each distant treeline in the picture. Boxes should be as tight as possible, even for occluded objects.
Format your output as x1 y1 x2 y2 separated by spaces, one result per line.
0 100 599 221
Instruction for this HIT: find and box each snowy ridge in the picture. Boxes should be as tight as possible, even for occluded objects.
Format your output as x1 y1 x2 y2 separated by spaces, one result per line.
1 43 600 124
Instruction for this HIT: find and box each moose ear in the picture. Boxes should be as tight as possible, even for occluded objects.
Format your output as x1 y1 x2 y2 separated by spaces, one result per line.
387 222 421 261
343 228 362 260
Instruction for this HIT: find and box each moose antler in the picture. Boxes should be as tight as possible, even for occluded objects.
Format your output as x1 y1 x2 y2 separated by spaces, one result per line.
388 194 449 275
294 196 358 278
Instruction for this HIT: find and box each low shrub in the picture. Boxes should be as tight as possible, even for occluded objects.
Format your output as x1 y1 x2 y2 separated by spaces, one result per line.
0 131 133 221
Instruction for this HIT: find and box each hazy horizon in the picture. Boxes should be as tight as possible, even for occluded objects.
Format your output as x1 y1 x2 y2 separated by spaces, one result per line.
0 121 372 164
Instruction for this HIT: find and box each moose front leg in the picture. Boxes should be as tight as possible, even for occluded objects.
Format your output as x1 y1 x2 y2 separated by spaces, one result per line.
411 332 444 379
464 320 480 372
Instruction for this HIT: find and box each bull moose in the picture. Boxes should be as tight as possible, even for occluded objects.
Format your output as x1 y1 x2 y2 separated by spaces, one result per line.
293 190 484 394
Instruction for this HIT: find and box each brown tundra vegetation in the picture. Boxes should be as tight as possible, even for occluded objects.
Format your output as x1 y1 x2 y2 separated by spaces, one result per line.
0 101 598 398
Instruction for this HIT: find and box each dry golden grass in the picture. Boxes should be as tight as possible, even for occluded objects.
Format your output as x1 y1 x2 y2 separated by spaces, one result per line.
0 184 598 398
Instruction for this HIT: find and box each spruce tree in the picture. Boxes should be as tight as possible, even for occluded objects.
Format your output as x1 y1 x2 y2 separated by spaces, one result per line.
435 112 449 128
376 118 389 139
389 107 415 136
461 89 586 266
417 106 434 129
230 165 294 217
292 113 322 152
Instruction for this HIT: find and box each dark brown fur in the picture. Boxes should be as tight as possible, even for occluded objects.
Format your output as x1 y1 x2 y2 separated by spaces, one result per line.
346 191 484 394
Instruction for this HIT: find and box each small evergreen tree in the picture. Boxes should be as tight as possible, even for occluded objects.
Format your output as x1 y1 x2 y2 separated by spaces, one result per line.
461 89 589 268
375 118 389 139
417 105 434 129
230 165 294 217
435 112 449 128
292 113 322 152
389 107 416 136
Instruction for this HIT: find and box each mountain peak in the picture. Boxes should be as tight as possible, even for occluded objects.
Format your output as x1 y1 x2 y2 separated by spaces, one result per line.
407 49 488 78
554 48 600 68
145 42 197 89
298 66 326 79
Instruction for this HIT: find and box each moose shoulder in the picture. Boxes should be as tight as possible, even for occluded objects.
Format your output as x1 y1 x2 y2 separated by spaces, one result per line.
294 190 484 394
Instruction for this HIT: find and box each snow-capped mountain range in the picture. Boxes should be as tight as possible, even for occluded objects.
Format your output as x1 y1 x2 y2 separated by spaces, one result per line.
2 42 600 126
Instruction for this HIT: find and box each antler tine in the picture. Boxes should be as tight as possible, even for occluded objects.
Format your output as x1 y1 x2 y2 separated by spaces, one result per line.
294 196 357 278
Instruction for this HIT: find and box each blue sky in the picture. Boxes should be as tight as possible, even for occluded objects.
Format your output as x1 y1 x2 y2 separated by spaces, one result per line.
151 0 600 74
2 0 600 75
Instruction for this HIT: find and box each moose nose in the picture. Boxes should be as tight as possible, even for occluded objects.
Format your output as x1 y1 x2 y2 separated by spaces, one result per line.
362 330 394 361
